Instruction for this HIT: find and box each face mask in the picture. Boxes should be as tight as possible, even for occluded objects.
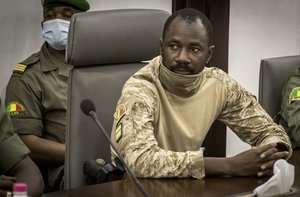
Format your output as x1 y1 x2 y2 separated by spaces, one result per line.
42 19 70 50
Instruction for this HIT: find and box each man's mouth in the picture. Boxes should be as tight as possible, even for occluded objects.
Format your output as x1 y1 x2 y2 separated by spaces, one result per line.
173 67 193 75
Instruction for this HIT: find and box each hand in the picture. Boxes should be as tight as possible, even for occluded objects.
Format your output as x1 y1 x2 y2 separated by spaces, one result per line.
228 143 289 177
255 143 289 177
0 175 16 190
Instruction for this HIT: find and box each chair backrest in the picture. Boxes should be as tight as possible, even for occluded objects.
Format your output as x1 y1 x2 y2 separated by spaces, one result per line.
258 55 300 119
64 9 170 189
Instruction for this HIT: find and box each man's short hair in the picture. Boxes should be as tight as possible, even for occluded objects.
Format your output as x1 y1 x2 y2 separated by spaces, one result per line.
162 8 213 45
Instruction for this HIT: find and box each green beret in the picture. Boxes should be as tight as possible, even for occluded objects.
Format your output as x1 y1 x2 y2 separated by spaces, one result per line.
43 0 90 11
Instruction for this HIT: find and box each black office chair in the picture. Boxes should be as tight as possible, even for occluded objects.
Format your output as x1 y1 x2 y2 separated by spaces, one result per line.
258 55 300 119
64 9 170 189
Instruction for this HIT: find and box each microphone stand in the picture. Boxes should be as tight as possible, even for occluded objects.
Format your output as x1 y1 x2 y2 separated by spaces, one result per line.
89 111 149 197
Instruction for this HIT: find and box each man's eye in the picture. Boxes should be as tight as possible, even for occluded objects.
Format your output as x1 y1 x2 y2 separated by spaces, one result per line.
191 47 200 53
63 14 72 19
45 14 54 19
169 44 178 50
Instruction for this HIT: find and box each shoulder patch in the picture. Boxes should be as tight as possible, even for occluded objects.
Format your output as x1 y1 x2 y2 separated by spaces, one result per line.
114 104 127 125
6 101 27 116
289 87 300 104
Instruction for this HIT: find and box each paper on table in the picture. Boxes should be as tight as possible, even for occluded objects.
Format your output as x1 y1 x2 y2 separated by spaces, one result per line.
253 159 294 197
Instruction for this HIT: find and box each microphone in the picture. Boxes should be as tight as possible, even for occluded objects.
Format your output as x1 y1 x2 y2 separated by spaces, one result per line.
80 99 149 197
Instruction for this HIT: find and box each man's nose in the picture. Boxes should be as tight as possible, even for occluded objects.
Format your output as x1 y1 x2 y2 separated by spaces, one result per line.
175 49 190 63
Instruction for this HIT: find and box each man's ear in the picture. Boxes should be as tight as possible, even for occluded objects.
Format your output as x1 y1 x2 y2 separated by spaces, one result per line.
159 38 163 55
206 45 215 65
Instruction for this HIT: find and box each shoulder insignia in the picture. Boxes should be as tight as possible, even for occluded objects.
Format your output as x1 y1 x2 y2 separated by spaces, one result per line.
289 87 300 104
114 104 127 125
12 53 40 76
13 64 28 75
115 123 123 143
6 101 27 116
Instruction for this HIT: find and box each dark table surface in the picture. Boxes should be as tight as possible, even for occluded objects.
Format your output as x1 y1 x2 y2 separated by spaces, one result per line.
43 151 300 197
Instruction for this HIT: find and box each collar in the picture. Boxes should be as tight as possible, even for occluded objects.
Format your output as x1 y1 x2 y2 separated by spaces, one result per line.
39 42 71 77
158 58 204 97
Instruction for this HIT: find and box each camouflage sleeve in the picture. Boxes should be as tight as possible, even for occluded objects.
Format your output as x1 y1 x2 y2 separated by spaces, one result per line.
217 70 292 156
279 71 300 149
111 79 205 179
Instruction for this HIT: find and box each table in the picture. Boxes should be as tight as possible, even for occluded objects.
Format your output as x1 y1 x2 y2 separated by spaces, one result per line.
43 152 300 197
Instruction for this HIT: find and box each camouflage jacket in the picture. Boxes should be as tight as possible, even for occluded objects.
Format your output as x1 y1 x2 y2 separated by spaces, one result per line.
111 56 292 179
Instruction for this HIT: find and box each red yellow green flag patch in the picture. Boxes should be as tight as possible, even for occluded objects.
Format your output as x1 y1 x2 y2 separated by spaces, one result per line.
6 102 27 116
114 104 126 119
114 104 126 125
289 87 300 104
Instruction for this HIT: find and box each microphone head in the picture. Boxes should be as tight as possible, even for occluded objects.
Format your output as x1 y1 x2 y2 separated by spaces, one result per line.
80 99 96 116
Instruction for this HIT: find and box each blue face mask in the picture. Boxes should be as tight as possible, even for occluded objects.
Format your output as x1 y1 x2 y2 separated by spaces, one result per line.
42 19 70 50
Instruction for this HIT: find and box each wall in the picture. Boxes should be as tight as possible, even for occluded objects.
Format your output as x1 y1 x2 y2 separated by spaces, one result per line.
227 0 300 156
0 0 172 98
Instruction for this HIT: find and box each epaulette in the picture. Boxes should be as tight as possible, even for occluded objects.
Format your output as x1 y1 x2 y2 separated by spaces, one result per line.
12 53 40 77
12 63 28 75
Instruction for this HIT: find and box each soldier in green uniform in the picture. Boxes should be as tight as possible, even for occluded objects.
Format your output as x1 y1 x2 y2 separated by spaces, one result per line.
5 0 90 191
0 98 44 197
111 8 292 179
279 67 300 150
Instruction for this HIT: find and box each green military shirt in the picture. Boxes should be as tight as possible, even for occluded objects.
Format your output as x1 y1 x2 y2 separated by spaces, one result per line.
0 98 30 174
5 42 71 187
279 67 300 149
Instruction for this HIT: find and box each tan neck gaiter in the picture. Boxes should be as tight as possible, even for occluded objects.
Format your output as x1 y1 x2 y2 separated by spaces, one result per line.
158 63 203 97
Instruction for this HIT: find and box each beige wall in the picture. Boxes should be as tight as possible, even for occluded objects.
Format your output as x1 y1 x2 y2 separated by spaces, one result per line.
227 0 300 156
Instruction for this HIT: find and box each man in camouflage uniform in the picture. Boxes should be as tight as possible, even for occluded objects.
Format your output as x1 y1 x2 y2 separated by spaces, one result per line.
0 98 44 197
279 67 300 150
5 0 89 191
111 8 292 179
